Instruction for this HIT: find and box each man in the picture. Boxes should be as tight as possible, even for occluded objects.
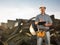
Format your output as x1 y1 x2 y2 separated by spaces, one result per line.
35 6 53 45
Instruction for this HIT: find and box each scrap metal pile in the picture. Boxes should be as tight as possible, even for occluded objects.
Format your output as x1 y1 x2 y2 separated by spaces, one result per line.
0 15 60 45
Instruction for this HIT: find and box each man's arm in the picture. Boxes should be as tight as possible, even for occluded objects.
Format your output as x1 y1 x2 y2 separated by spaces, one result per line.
44 23 52 27
44 16 53 27
35 15 39 25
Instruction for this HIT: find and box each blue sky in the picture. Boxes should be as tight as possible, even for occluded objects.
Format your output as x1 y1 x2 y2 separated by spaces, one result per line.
0 0 60 23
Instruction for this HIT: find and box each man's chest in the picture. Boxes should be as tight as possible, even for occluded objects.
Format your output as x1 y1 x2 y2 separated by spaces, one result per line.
38 15 48 22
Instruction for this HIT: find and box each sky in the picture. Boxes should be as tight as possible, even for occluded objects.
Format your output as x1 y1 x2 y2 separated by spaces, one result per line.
0 0 60 23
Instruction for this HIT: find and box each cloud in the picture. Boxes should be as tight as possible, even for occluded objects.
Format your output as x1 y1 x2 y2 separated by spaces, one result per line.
0 7 39 23
46 11 60 19
0 8 17 22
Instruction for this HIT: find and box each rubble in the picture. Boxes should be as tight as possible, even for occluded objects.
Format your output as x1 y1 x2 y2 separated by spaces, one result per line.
0 15 60 45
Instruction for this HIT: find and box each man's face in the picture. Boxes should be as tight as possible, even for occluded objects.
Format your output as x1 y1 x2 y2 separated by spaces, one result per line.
40 7 46 14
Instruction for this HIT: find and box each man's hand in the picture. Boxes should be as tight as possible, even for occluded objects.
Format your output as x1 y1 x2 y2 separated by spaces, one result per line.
44 23 52 27
39 18 44 22
44 23 49 27
35 22 38 25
